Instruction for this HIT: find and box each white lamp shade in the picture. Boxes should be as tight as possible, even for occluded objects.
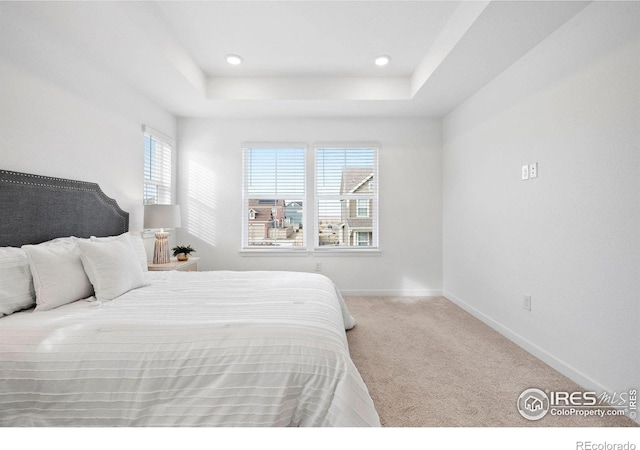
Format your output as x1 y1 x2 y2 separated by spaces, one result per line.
144 205 181 229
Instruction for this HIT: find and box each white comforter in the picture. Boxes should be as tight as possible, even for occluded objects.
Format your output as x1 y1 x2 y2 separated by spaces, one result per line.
0 271 380 427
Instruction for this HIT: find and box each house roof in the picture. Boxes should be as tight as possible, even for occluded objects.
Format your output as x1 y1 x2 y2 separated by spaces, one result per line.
345 217 372 229
248 199 285 207
247 199 285 222
340 168 374 194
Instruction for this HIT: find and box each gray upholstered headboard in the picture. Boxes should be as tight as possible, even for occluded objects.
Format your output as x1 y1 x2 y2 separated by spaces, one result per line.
0 170 129 247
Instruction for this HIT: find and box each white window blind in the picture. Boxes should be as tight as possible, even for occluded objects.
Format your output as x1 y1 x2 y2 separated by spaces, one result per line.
143 125 173 205
242 146 306 249
315 147 378 249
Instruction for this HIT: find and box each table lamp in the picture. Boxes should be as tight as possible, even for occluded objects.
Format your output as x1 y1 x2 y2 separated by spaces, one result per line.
144 205 181 264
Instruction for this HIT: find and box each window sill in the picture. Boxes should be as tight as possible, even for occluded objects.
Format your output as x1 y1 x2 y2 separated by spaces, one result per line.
240 249 310 257
313 248 381 256
239 248 382 256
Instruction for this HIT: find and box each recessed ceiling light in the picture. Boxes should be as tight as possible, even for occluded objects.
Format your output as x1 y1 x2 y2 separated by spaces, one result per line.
375 55 391 66
225 54 243 65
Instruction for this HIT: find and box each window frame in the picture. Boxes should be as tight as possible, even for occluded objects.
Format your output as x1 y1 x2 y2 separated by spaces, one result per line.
241 143 308 253
356 231 372 247
239 142 381 255
356 199 370 218
313 144 380 253
143 125 174 206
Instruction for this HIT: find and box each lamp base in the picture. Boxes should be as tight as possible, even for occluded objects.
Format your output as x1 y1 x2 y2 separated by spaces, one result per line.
153 231 170 264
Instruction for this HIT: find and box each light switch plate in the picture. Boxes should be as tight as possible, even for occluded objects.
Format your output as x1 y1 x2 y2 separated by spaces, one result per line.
522 165 529 180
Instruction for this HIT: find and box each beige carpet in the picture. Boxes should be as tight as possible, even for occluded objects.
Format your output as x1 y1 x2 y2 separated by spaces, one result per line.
344 296 636 427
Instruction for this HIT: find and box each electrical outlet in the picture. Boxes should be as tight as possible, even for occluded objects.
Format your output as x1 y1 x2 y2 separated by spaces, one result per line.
521 165 529 180
315 262 322 273
523 295 532 311
529 162 538 179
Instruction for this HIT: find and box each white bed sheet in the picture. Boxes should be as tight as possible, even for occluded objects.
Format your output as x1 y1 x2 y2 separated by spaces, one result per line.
0 270 380 427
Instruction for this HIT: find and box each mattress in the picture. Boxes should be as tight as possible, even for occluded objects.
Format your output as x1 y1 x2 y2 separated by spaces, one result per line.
0 270 380 427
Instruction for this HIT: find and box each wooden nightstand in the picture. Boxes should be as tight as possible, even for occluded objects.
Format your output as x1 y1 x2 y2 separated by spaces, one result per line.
148 257 199 272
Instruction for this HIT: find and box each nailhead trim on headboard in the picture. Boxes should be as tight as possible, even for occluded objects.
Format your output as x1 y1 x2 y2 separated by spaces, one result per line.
0 170 129 247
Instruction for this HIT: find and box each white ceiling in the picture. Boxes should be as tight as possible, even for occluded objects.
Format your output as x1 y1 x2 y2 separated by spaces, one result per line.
1 1 591 119
156 1 459 78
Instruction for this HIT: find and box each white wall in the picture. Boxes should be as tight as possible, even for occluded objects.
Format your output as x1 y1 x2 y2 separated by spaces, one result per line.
0 5 176 232
177 117 442 295
443 1 639 397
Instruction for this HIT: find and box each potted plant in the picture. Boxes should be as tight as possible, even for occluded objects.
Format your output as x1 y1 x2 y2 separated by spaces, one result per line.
172 245 196 261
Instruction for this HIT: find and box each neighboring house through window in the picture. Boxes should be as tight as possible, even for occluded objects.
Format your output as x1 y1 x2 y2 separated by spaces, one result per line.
143 125 173 205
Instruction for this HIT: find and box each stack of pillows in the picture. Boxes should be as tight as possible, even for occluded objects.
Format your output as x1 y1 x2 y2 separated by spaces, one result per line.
0 233 148 316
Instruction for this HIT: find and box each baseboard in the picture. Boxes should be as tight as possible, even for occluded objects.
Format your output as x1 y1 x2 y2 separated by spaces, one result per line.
341 289 443 297
443 290 630 408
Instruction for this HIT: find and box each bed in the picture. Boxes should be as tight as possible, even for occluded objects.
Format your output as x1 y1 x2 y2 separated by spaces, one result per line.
0 170 380 427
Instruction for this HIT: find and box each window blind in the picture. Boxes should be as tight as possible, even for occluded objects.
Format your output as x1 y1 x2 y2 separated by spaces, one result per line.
315 147 379 249
242 146 306 249
143 126 173 205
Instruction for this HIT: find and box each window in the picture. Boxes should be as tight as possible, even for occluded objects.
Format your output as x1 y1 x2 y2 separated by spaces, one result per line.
356 231 371 246
315 147 378 249
242 146 306 249
143 126 173 205
356 199 370 218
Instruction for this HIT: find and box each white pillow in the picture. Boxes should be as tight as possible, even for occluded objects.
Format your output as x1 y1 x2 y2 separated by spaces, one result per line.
128 234 149 272
78 234 144 302
23 238 94 312
0 247 35 316
91 233 148 272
